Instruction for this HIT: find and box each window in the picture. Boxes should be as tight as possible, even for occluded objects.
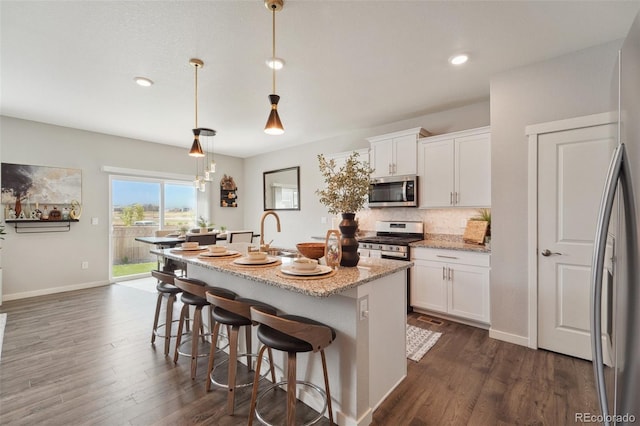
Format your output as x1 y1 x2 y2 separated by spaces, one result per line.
110 177 197 279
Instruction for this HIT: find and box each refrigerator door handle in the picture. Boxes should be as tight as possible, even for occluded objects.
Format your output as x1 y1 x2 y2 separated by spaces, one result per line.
590 143 626 425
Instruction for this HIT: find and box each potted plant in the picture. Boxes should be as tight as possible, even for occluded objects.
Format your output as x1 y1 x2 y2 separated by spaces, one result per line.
316 151 374 266
197 216 211 234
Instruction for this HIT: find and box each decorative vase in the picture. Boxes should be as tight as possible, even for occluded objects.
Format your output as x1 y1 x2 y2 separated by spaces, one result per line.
339 213 359 267
15 198 21 218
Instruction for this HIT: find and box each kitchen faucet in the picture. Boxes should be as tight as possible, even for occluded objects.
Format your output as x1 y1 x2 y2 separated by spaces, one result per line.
259 210 281 248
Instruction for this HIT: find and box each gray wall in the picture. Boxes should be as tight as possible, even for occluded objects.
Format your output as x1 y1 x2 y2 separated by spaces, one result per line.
0 116 244 299
489 40 622 340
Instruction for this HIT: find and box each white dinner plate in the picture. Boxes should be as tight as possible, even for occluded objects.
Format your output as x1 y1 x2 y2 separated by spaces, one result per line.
280 265 333 276
198 250 239 258
232 256 279 265
172 246 207 252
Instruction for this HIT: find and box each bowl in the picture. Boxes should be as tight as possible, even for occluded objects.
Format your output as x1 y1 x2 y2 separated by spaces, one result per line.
247 251 268 261
292 257 319 271
296 242 325 259
182 242 199 249
208 245 227 253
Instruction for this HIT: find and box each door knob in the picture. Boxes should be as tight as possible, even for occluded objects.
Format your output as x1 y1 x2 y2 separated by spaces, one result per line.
541 249 562 257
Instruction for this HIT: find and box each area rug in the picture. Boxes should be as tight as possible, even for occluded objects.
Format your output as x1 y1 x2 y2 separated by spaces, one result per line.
0 313 6 361
406 324 442 362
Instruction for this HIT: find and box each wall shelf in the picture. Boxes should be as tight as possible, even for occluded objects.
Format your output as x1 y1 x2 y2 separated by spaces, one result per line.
5 219 79 233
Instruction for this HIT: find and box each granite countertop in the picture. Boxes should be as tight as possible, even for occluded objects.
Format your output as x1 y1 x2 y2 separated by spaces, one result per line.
410 234 491 253
154 248 412 298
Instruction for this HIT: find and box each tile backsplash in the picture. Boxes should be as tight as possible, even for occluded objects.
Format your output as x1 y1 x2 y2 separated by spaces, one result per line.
354 207 486 236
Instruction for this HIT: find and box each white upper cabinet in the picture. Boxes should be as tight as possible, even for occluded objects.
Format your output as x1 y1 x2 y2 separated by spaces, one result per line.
367 127 429 178
418 126 491 208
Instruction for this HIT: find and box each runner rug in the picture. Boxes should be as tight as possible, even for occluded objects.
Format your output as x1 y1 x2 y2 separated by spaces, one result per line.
406 324 442 362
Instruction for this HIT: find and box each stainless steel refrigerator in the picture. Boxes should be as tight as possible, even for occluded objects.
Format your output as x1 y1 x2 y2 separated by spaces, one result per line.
591 11 640 426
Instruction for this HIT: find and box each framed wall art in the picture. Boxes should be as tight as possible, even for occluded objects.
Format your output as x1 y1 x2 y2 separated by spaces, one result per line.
1 162 82 220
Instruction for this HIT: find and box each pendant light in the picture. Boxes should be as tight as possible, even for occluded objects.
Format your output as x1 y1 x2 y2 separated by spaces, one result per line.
264 0 284 135
204 129 217 181
187 58 215 192
188 58 215 157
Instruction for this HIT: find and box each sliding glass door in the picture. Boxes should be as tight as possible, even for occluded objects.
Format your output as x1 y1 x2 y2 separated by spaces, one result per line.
111 177 196 280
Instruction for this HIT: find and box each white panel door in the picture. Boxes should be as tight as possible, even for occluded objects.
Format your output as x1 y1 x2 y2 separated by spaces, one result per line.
455 132 491 207
537 123 616 360
418 139 454 208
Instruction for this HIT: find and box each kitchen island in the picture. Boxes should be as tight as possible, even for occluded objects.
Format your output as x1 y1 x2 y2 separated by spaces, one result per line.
156 248 411 426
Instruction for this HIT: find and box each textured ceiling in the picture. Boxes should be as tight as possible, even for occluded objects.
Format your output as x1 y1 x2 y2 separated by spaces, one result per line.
2 1 639 157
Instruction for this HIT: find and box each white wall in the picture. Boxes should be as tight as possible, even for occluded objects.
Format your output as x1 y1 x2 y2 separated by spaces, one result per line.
242 101 490 249
0 116 244 299
489 40 622 341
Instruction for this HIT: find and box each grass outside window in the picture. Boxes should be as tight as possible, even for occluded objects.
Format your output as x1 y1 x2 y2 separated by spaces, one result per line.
113 262 156 278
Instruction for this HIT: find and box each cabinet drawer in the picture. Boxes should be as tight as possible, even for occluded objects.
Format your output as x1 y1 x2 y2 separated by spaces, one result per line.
411 247 490 267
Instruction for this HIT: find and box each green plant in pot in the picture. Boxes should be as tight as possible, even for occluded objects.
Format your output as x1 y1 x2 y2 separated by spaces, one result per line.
316 151 374 267
197 216 213 233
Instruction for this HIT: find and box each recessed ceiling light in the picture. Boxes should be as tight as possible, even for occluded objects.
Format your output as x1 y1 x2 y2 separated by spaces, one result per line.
134 76 154 87
265 57 285 70
449 54 469 66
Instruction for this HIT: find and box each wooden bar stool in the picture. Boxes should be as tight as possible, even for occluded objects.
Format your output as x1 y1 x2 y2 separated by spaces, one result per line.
150 270 183 356
205 293 277 415
173 277 236 379
248 307 336 426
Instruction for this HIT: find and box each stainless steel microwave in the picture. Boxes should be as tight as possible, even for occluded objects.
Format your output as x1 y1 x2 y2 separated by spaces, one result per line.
368 175 418 208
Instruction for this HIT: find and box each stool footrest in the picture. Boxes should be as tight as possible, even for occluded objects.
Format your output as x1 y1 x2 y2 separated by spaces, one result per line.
255 380 328 426
209 352 273 390
177 333 229 358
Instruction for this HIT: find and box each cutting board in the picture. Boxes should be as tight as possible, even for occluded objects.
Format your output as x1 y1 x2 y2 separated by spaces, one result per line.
463 220 489 245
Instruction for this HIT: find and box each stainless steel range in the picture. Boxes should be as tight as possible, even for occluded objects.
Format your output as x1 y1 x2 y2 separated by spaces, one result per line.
359 221 423 312
359 220 424 260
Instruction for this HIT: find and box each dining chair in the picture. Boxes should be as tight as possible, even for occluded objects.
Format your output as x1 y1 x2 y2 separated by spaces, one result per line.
185 233 218 246
228 231 254 244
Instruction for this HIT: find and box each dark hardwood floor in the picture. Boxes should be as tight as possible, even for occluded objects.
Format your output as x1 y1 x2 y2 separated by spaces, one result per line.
0 283 599 425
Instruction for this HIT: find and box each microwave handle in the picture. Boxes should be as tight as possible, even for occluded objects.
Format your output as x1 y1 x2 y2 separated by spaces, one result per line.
402 181 408 201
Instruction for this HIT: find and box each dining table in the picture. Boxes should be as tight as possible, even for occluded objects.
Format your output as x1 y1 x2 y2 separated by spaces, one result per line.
134 236 187 248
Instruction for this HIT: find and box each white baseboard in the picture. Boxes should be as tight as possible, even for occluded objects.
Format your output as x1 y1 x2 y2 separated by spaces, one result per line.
3 280 111 301
489 327 530 347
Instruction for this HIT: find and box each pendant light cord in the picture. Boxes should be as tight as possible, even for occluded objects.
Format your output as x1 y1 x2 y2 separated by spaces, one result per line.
272 5 276 94
194 65 199 128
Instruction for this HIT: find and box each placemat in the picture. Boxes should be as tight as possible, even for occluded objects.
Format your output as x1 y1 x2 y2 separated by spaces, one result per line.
198 252 242 259
275 269 337 280
231 259 282 268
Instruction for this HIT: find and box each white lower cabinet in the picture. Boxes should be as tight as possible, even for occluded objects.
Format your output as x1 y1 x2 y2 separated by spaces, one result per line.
410 247 490 324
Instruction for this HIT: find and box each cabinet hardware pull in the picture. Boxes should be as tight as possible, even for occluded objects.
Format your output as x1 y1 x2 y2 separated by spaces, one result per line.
436 255 458 259
455 192 459 204
450 192 453 205
449 268 453 281
442 266 446 280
